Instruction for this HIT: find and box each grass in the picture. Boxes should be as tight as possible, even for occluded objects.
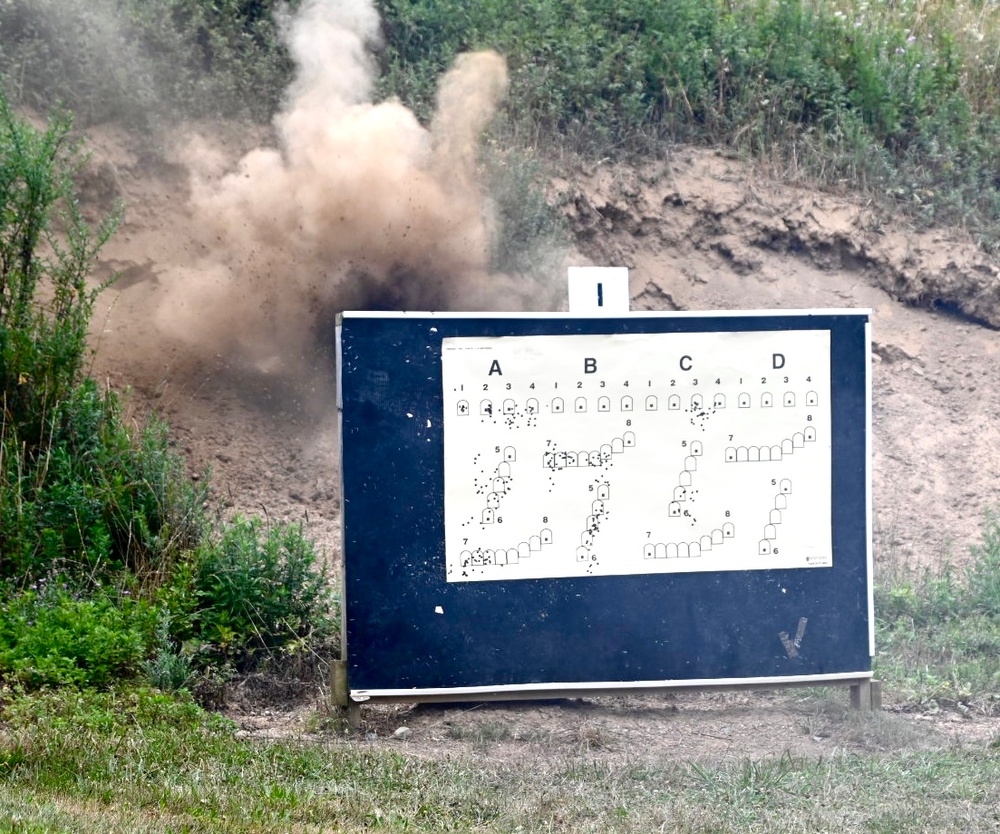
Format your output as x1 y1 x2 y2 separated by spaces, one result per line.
1 687 999 833
4 508 1000 832
875 509 1000 712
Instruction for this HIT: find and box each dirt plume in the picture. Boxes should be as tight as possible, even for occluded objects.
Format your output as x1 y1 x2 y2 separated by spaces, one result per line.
155 0 554 372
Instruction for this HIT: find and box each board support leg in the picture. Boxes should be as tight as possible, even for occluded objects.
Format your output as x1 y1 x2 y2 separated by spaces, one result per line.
332 659 349 706
331 659 363 730
850 679 881 711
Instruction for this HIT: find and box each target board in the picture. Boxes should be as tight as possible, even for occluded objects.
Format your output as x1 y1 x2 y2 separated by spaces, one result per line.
339 311 872 700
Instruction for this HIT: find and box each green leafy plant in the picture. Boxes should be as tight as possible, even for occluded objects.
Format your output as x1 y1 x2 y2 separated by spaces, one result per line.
184 516 337 669
0 579 154 689
876 509 1000 710
142 607 193 692
0 98 118 453
0 91 208 584
1 377 207 584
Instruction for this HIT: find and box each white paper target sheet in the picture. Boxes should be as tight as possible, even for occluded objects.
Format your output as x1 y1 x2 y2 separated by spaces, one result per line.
442 330 832 582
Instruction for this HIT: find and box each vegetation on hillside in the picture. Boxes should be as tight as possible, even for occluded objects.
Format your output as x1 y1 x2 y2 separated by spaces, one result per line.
376 0 1000 246
5 0 1000 247
0 98 336 693
0 0 293 124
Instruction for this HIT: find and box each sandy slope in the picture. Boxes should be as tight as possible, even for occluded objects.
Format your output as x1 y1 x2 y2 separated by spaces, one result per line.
86 132 1000 571
77 127 1000 753
563 149 1000 570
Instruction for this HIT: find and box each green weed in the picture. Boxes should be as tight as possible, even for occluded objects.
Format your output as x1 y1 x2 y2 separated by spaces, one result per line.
876 508 1000 710
180 515 337 670
0 579 153 689
141 607 192 692
686 753 809 827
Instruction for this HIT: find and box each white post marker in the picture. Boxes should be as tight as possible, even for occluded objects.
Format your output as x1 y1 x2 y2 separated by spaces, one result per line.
568 266 630 314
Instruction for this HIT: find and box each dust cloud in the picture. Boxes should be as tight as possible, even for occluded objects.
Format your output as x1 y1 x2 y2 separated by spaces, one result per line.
157 0 559 370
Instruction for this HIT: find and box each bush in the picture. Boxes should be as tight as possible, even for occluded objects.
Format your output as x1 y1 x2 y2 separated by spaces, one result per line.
7 0 1000 246
170 516 336 670
1 371 207 585
0 90 338 697
0 98 118 453
142 607 193 691
0 88 338 696
0 94 206 584
0 579 154 689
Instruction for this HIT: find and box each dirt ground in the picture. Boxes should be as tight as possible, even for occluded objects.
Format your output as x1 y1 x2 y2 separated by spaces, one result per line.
81 127 1000 760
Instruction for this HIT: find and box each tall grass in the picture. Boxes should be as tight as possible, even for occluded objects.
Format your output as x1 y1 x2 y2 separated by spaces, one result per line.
876 509 1000 711
376 0 1000 247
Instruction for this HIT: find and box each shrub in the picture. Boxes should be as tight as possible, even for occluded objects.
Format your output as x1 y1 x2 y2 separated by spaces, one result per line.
0 93 206 584
174 516 337 669
1 378 207 585
966 508 1000 616
0 98 118 453
142 607 193 692
0 87 336 696
0 579 154 689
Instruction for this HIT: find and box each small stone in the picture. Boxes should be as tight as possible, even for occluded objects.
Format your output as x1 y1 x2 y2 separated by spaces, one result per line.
392 727 412 740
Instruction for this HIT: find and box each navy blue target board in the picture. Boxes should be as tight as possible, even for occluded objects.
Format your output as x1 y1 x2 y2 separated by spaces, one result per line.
338 310 872 701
